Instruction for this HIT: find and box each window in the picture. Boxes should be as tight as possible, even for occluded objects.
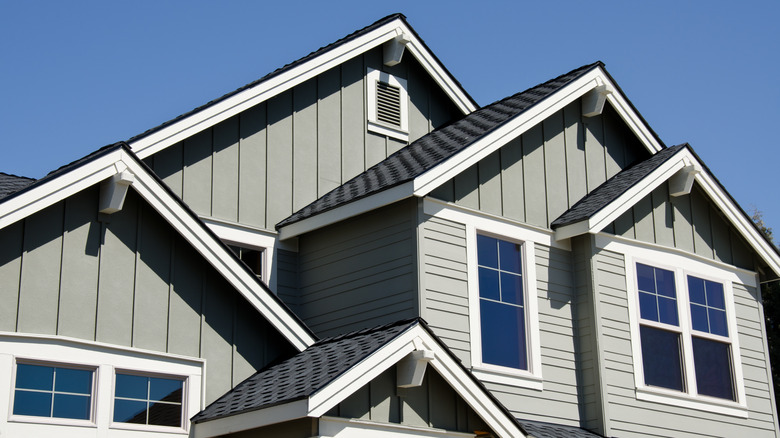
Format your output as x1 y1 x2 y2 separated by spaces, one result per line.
113 372 185 428
367 68 409 141
12 362 94 421
229 244 265 281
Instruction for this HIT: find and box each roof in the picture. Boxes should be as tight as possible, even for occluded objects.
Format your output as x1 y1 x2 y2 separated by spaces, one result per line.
276 61 604 229
0 172 35 200
192 318 418 423
517 419 604 438
551 144 686 228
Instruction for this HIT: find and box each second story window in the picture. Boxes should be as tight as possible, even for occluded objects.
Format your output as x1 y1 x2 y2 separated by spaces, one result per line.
13 362 94 421
113 373 185 428
367 68 409 142
228 245 265 282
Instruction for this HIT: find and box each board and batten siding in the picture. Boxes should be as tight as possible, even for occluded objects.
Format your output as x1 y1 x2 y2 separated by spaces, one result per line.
144 46 462 231
0 186 294 404
608 181 755 271
591 247 777 437
419 214 583 426
295 200 418 337
429 102 649 230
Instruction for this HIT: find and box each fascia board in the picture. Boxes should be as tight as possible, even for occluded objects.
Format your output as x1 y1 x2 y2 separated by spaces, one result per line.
191 399 309 438
277 182 414 240
122 158 316 351
131 19 474 160
0 149 126 230
412 70 604 197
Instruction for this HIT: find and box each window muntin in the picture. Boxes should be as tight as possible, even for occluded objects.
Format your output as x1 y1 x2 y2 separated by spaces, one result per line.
13 363 93 420
477 234 528 370
228 244 265 281
113 373 184 428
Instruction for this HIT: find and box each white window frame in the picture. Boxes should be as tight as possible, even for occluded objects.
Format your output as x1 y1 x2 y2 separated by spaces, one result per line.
423 199 561 390
596 234 750 417
110 369 189 433
366 68 409 142
0 332 204 436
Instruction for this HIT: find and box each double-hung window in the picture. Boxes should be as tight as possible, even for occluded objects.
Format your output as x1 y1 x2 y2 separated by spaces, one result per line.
12 362 94 422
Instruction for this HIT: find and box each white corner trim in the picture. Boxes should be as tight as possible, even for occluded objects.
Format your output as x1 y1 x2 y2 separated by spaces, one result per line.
130 18 475 160
277 182 415 240
191 399 309 438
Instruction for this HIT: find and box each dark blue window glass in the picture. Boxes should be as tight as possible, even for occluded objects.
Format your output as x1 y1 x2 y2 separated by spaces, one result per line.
636 264 678 326
13 363 92 420
477 234 527 370
687 276 728 337
114 373 183 427
690 304 709 332
640 326 684 391
692 337 735 400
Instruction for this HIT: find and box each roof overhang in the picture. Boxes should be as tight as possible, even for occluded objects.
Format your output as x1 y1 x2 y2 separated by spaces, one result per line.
191 323 527 438
129 16 477 160
553 147 780 276
0 146 316 351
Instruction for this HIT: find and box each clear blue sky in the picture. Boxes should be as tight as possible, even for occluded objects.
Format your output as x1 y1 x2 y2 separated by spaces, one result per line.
2 1 778 235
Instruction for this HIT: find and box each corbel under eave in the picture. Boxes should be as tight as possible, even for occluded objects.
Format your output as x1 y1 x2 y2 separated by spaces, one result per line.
383 33 411 66
99 169 135 214
396 349 435 388
582 84 612 117
668 164 701 197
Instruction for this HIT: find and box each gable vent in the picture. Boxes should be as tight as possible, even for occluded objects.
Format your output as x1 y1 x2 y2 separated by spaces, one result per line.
376 81 402 127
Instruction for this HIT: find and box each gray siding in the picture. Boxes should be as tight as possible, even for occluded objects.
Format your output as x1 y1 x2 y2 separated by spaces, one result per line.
419 214 583 425
330 367 491 434
430 102 648 229
0 187 295 404
610 182 755 271
295 200 418 337
145 47 462 230
225 418 316 438
591 247 777 437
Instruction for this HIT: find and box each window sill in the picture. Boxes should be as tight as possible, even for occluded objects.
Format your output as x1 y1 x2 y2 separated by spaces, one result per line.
635 386 748 418
367 121 409 142
110 422 189 434
9 415 96 428
471 366 543 391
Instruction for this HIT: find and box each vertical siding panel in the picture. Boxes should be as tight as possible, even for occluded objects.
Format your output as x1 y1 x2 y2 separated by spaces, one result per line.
341 385 371 420
602 106 625 178
364 47 389 169
633 195 654 243
370 369 399 423
430 180 455 203
365 133 387 171
584 113 607 191
212 116 240 222
731 231 754 271
651 184 675 247
500 137 525 222
407 58 430 142
543 111 568 224
95 192 138 346
400 374 430 427
564 102 586 206
317 68 342 196
153 142 184 198
232 302 268 386
428 371 458 431
341 56 365 181
238 103 267 228
167 238 203 357
454 164 479 210
478 149 502 216
387 137 406 155
201 275 235 404
523 124 547 227
690 186 715 259
266 90 294 226
710 208 733 264
132 205 171 352
182 129 213 216
614 209 635 239
17 202 64 335
670 193 695 253
0 221 23 331
57 190 100 340
293 79 319 211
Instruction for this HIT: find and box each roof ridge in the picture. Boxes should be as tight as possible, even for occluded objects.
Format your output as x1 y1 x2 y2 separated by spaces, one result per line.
313 317 422 345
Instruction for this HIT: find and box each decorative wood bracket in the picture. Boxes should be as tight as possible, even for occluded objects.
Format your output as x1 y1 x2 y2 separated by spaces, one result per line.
582 84 612 117
669 164 701 197
397 349 435 388
99 170 134 214
383 33 411 66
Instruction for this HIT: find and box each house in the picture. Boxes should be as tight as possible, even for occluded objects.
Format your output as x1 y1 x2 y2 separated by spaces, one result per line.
0 12 778 438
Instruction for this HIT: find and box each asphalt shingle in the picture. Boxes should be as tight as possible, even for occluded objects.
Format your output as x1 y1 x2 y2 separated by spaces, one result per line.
0 172 35 200
517 419 605 438
276 62 603 229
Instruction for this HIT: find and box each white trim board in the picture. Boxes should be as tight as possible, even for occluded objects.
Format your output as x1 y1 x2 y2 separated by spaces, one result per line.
191 323 526 438
129 17 476 159
0 146 316 352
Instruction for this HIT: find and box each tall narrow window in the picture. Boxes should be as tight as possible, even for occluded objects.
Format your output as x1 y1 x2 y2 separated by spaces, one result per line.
13 363 93 420
113 373 184 428
477 234 527 370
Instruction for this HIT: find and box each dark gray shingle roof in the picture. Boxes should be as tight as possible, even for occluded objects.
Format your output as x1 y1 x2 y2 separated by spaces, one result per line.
0 173 35 200
192 318 420 423
517 419 604 438
551 144 687 228
277 62 604 229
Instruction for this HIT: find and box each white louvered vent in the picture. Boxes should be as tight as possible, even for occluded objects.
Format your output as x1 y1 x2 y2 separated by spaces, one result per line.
376 81 402 127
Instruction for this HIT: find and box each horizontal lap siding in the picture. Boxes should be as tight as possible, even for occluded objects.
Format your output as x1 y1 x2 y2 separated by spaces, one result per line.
144 48 462 231
296 201 417 337
592 248 777 437
0 187 294 404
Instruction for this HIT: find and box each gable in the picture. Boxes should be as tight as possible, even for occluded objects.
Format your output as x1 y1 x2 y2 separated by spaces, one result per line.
429 100 650 229
144 46 462 231
0 184 296 403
